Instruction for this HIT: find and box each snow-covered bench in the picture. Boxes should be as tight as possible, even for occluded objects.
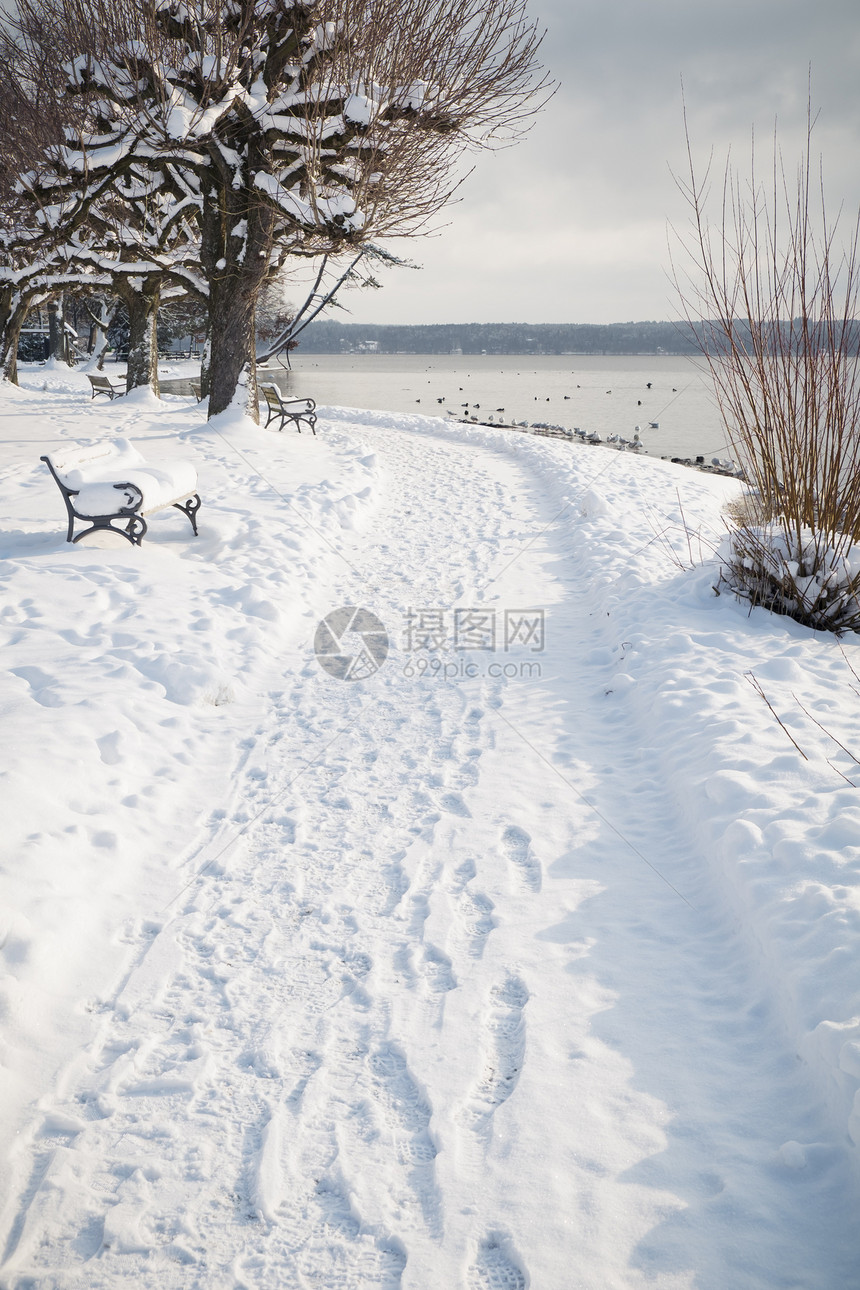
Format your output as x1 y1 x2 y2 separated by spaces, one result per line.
260 384 317 435
41 438 201 546
87 373 126 400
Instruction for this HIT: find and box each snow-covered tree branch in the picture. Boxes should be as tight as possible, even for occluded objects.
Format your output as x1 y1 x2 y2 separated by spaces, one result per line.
1 0 549 417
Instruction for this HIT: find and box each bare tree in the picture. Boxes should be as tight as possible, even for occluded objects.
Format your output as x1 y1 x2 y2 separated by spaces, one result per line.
0 32 79 379
73 167 205 392
1 3 206 390
6 0 549 418
1 4 222 389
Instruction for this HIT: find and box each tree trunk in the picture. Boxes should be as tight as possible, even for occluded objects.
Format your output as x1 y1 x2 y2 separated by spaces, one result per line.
93 327 109 369
207 277 259 419
122 283 160 394
199 330 211 399
47 299 63 361
200 175 273 420
0 286 15 379
86 300 120 370
80 324 111 372
1 299 31 385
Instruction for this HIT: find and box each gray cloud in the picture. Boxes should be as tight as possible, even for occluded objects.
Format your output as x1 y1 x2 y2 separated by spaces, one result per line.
335 0 860 325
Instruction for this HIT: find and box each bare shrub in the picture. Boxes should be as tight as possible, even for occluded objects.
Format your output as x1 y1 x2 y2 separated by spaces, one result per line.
674 109 860 633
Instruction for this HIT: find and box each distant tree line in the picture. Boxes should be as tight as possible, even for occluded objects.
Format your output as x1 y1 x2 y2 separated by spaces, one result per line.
296 319 701 355
296 318 860 357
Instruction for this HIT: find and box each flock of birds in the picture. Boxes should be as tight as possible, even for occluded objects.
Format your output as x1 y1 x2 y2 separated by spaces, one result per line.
407 382 663 451
405 377 740 475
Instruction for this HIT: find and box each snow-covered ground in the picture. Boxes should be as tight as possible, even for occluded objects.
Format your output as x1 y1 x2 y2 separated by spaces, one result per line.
1 365 859 1288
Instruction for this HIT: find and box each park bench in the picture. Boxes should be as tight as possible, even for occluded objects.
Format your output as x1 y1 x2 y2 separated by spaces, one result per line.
260 384 317 435
41 438 201 546
87 372 126 400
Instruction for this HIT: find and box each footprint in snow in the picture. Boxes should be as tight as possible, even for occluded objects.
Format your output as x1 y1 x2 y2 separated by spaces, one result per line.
439 791 471 817
274 814 296 843
500 825 541 892
452 856 477 890
96 730 123 766
368 1044 437 1166
472 975 529 1113
467 1232 528 1290
459 890 496 958
449 858 496 955
456 759 480 789
420 943 457 994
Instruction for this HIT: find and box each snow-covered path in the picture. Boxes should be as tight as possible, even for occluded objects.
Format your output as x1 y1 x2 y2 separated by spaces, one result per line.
2 392 859 1288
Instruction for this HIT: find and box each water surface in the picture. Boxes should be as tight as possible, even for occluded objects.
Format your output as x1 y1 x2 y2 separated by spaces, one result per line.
263 353 733 462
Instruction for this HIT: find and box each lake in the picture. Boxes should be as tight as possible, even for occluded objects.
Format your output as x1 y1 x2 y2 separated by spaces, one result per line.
259 352 734 463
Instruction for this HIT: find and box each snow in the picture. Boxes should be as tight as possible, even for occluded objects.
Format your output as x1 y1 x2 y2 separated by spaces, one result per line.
344 94 375 126
0 369 859 1286
724 522 860 628
253 170 365 234
163 88 232 143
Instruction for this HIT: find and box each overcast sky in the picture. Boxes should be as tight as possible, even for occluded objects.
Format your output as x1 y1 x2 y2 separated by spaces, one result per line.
316 0 860 327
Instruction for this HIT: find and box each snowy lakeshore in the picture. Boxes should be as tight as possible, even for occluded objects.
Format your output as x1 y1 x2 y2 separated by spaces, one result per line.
1 367 860 1287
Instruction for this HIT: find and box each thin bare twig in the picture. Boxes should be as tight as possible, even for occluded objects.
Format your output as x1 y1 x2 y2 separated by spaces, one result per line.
745 671 810 759
791 690 860 766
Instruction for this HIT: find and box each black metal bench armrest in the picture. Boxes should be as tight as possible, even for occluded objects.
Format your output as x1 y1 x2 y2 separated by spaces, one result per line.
260 385 318 434
41 456 148 544
41 455 200 547
276 396 316 412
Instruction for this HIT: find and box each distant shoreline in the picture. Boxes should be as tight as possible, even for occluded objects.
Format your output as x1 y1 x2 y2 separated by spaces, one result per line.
293 319 699 357
292 348 698 357
291 317 860 358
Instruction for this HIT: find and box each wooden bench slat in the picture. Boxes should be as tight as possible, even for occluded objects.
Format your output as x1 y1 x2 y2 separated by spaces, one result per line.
87 373 126 400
